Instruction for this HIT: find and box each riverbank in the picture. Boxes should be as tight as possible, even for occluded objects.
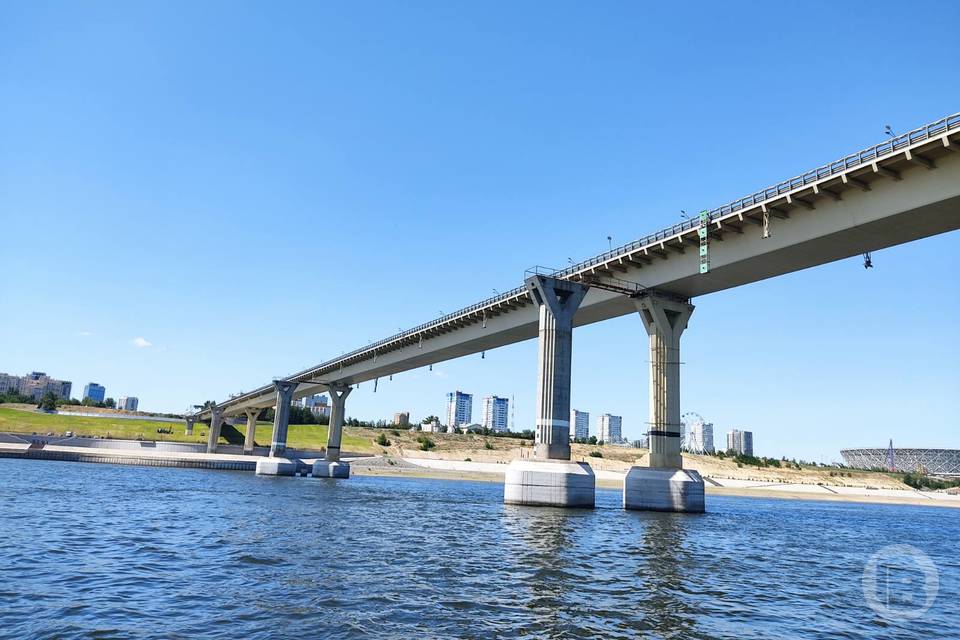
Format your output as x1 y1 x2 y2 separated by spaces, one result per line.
2 438 956 508
348 456 960 509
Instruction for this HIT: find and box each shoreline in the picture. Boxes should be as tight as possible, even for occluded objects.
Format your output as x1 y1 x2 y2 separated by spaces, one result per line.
2 441 957 509
348 461 960 509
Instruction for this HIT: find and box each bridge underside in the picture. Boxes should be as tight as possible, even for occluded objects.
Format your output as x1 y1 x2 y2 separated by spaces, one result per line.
202 129 960 416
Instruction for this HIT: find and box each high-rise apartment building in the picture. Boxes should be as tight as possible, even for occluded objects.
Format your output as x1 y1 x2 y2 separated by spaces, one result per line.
445 391 472 427
570 409 590 441
11 372 72 401
598 414 622 444
117 396 139 412
393 412 410 427
726 429 754 456
481 396 509 432
688 421 715 453
83 383 106 403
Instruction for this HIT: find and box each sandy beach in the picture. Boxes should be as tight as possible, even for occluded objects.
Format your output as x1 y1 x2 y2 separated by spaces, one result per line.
347 456 960 509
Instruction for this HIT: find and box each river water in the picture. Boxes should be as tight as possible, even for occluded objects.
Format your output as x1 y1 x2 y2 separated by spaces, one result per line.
0 458 956 639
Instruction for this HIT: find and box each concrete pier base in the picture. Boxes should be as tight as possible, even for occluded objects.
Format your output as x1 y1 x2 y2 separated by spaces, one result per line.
312 460 350 479
504 459 595 508
623 467 705 513
255 457 298 476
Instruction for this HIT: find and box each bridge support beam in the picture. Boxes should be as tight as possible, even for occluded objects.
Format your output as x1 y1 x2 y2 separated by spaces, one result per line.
314 383 351 479
268 380 297 458
206 406 223 454
504 275 595 508
185 417 195 436
243 408 259 455
624 292 704 513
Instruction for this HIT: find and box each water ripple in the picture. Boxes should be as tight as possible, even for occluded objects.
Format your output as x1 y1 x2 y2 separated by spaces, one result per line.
0 459 957 639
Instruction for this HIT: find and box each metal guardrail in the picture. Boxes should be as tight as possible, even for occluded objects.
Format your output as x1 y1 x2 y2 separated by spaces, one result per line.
213 111 960 409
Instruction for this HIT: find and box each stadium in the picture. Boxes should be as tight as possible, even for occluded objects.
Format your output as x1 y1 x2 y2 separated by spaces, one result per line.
841 447 960 476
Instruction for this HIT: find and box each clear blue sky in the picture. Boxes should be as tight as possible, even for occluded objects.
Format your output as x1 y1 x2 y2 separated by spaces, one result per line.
1 1 958 462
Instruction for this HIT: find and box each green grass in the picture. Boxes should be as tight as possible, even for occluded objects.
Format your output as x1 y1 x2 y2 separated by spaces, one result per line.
0 406 208 444
0 405 373 451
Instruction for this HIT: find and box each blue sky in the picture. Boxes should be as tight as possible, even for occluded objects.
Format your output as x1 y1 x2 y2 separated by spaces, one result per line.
1 1 958 462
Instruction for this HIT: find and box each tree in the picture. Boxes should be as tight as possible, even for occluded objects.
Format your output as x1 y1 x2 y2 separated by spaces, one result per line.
105 397 116 409
588 436 597 445
421 415 439 425
38 392 57 412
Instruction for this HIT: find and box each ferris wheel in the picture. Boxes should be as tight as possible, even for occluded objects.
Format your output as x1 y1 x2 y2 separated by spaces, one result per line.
681 411 708 454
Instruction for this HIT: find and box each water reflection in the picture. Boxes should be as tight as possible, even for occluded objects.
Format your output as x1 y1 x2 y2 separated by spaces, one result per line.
629 511 701 638
501 504 589 636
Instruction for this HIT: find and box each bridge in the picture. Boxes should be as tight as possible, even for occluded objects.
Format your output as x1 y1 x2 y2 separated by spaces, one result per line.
188 112 960 511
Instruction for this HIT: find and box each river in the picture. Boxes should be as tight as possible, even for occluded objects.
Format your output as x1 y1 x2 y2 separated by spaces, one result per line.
0 458 956 639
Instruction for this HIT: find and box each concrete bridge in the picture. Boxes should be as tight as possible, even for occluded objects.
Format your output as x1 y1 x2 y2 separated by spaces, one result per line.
189 112 960 511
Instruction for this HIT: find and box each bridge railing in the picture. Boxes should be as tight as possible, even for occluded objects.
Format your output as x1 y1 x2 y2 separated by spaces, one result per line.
220 111 960 405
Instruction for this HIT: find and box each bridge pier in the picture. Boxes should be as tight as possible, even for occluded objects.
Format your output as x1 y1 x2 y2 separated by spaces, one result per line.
206 406 223 454
184 416 195 436
243 408 259 455
257 381 298 476
313 383 351 479
504 275 595 508
624 292 704 513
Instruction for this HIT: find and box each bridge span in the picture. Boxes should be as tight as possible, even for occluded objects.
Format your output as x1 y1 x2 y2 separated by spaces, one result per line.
189 112 960 510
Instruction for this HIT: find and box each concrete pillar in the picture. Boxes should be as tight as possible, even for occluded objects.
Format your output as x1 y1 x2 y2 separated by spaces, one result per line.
268 380 297 458
243 408 259 455
526 274 588 460
313 383 352 479
625 291 704 513
504 275 595 508
206 406 223 454
185 417 195 436
635 292 693 468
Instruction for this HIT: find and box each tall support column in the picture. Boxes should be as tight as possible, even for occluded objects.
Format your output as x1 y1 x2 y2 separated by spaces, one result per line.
504 275 595 507
206 406 223 454
635 292 693 468
257 381 299 476
527 274 588 460
325 383 352 462
269 380 297 458
625 291 704 513
185 416 195 436
314 383 351 479
243 408 259 455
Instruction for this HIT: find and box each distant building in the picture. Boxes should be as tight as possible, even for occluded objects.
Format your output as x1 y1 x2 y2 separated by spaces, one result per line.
420 420 442 433
393 412 410 427
0 373 20 395
10 372 72 401
726 429 753 456
688 421 715 453
297 394 330 418
598 414 622 444
445 390 472 427
481 396 509 432
570 409 590 441
83 383 106 403
117 396 139 412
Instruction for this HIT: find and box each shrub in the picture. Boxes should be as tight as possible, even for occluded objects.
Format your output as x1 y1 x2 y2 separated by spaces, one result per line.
588 451 603 458
464 457 472 462
483 440 494 450
417 435 435 451
391 430 400 436
375 433 391 447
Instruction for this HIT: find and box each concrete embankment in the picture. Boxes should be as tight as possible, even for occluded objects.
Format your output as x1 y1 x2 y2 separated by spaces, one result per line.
0 441 258 471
